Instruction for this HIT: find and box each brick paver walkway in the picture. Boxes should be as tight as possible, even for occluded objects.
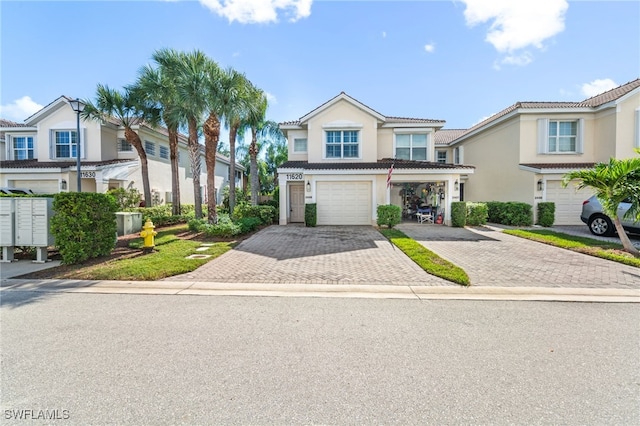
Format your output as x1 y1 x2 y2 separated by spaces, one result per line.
398 224 640 289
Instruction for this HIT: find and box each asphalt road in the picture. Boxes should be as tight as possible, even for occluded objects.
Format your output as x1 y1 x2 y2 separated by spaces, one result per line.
1 292 639 425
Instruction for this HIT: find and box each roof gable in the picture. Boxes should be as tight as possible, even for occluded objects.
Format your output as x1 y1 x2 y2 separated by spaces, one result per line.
23 95 74 125
299 92 386 123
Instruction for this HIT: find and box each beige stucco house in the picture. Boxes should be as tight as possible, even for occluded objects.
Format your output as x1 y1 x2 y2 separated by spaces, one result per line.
446 78 640 225
0 96 243 205
277 92 474 225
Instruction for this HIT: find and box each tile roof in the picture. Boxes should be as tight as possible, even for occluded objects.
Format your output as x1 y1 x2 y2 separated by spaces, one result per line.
520 162 596 170
0 158 135 169
279 159 474 171
434 129 466 145
0 119 30 140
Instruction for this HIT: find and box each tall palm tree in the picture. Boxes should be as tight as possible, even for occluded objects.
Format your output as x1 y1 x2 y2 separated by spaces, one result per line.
156 49 209 219
264 138 288 193
82 84 159 205
563 154 640 256
244 85 267 205
202 60 225 224
132 57 184 215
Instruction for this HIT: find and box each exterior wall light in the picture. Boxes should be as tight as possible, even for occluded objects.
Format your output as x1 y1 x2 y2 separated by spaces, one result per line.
306 180 311 192
454 180 459 191
537 179 544 191
61 179 67 191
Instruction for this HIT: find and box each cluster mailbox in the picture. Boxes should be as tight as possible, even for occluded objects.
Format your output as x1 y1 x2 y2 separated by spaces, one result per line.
0 197 54 263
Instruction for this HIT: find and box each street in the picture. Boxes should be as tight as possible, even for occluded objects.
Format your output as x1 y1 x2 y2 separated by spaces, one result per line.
1 292 639 425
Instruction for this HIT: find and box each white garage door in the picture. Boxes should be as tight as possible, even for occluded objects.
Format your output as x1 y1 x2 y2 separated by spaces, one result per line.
546 180 593 225
11 180 58 194
316 181 371 225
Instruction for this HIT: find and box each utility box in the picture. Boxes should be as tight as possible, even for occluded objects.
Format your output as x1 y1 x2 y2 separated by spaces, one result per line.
14 198 54 263
0 198 16 262
116 212 143 236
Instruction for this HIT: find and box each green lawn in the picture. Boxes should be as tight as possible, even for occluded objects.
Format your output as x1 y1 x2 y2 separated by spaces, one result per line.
379 228 470 286
503 229 640 268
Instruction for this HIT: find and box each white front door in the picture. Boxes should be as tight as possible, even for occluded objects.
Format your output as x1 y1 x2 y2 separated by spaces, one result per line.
290 184 305 223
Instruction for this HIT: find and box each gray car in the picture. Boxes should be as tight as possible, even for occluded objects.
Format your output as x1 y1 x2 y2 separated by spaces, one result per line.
580 195 640 236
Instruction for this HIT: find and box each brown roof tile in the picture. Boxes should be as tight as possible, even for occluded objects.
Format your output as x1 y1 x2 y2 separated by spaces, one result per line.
434 129 466 145
520 162 596 170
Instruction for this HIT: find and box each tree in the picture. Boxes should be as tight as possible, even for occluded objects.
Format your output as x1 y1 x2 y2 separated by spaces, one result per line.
563 153 640 256
82 84 159 205
264 137 288 194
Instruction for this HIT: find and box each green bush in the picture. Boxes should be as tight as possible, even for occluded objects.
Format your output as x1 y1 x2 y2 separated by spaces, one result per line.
133 204 203 227
537 202 555 227
233 203 277 224
107 187 141 210
466 202 488 226
51 192 118 264
236 216 262 234
305 203 317 227
376 204 402 228
451 202 467 227
485 201 533 226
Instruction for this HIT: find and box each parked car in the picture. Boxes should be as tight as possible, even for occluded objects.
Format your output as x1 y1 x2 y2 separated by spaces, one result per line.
0 187 34 195
580 195 640 236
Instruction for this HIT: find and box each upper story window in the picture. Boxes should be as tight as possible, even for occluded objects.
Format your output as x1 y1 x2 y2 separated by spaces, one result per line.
436 150 447 164
118 139 133 152
293 138 307 153
144 140 156 156
395 133 427 161
325 130 359 159
538 118 583 154
54 130 78 158
159 145 169 160
12 136 35 160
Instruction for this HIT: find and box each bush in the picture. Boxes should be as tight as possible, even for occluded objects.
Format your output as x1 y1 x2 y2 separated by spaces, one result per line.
236 216 262 234
537 202 555 227
107 187 141 210
485 201 533 226
233 203 277 224
305 203 317 227
466 202 488 226
51 192 118 264
451 202 467 227
376 204 402 228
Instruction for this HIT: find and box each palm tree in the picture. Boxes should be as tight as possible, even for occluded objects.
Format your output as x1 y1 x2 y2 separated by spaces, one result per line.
264 138 288 193
563 154 640 256
132 55 184 215
82 84 159 205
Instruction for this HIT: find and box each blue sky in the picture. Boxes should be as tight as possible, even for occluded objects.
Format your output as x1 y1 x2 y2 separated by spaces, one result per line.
1 0 639 131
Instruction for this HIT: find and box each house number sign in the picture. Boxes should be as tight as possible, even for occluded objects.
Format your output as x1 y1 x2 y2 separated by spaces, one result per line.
286 173 303 181
80 171 96 178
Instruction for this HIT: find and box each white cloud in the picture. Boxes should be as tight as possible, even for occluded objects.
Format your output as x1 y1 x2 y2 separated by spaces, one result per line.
200 0 312 24
461 0 568 66
581 78 618 98
265 91 277 105
0 96 43 122
382 31 387 38
424 43 435 53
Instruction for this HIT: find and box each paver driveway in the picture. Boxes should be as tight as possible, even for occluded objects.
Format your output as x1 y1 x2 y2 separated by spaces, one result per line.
397 224 640 289
167 225 454 286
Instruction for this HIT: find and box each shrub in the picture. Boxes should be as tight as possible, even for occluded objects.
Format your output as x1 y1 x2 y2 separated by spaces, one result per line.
188 218 207 232
486 201 504 223
451 202 467 227
236 216 262 234
51 192 118 264
466 202 488 226
233 203 277 224
305 203 317 227
376 204 402 228
537 202 555 227
107 187 141 210
485 201 533 226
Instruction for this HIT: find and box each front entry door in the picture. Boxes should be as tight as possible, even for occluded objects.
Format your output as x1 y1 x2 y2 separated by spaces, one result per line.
290 184 305 223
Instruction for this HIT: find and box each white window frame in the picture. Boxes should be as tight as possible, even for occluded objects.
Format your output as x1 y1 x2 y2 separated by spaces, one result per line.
144 140 156 156
537 118 584 154
393 131 431 161
293 138 307 153
11 135 35 160
324 130 360 159
159 145 169 160
51 129 84 159
436 150 447 164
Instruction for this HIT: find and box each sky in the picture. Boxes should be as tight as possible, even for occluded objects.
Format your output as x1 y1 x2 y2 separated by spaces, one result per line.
1 0 639 132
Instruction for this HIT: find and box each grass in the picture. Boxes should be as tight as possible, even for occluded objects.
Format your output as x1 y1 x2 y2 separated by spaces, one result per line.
64 225 234 281
379 228 471 286
503 229 640 268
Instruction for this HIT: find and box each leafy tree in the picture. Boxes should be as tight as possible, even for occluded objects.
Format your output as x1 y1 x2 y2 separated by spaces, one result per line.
264 138 288 193
563 153 640 256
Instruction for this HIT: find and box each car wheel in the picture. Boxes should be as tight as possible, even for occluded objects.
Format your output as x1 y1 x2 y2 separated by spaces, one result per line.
588 214 614 236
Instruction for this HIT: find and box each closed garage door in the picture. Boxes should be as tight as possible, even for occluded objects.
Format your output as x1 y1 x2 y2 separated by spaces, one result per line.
11 180 58 194
546 180 593 225
316 181 371 225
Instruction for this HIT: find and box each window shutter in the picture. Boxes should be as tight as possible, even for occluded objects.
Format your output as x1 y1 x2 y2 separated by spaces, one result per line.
576 118 584 154
82 128 87 159
635 109 640 148
459 146 464 164
537 119 549 154
6 135 11 160
49 130 55 159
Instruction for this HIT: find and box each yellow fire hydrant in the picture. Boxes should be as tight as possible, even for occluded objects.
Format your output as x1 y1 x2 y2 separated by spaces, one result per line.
140 219 157 250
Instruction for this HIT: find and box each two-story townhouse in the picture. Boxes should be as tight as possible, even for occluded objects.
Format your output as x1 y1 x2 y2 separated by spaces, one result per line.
0 96 244 205
446 78 640 225
277 92 475 225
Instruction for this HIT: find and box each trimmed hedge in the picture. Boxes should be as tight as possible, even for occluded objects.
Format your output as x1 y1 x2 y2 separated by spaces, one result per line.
233 203 277 224
305 203 317 227
486 201 533 226
376 204 402 228
537 202 555 227
50 192 118 264
466 202 488 226
451 202 467 227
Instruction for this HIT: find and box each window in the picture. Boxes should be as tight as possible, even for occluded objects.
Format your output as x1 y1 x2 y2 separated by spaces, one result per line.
293 138 307 153
12 136 35 160
395 133 428 160
54 130 78 158
325 130 359 159
548 121 577 152
118 139 133 152
454 146 464 164
159 145 169 159
144 140 156 156
436 150 447 164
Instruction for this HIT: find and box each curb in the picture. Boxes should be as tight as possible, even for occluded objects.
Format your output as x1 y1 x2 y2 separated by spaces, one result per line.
1 279 639 303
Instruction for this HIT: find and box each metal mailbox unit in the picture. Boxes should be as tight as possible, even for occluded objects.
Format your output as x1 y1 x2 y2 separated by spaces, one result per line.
0 198 16 262
0 197 54 263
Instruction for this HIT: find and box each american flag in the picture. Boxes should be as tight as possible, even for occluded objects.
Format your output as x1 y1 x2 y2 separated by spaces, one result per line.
386 161 394 189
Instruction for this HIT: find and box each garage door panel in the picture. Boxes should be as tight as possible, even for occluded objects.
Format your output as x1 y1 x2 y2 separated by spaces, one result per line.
546 180 593 225
11 180 58 194
316 182 371 225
